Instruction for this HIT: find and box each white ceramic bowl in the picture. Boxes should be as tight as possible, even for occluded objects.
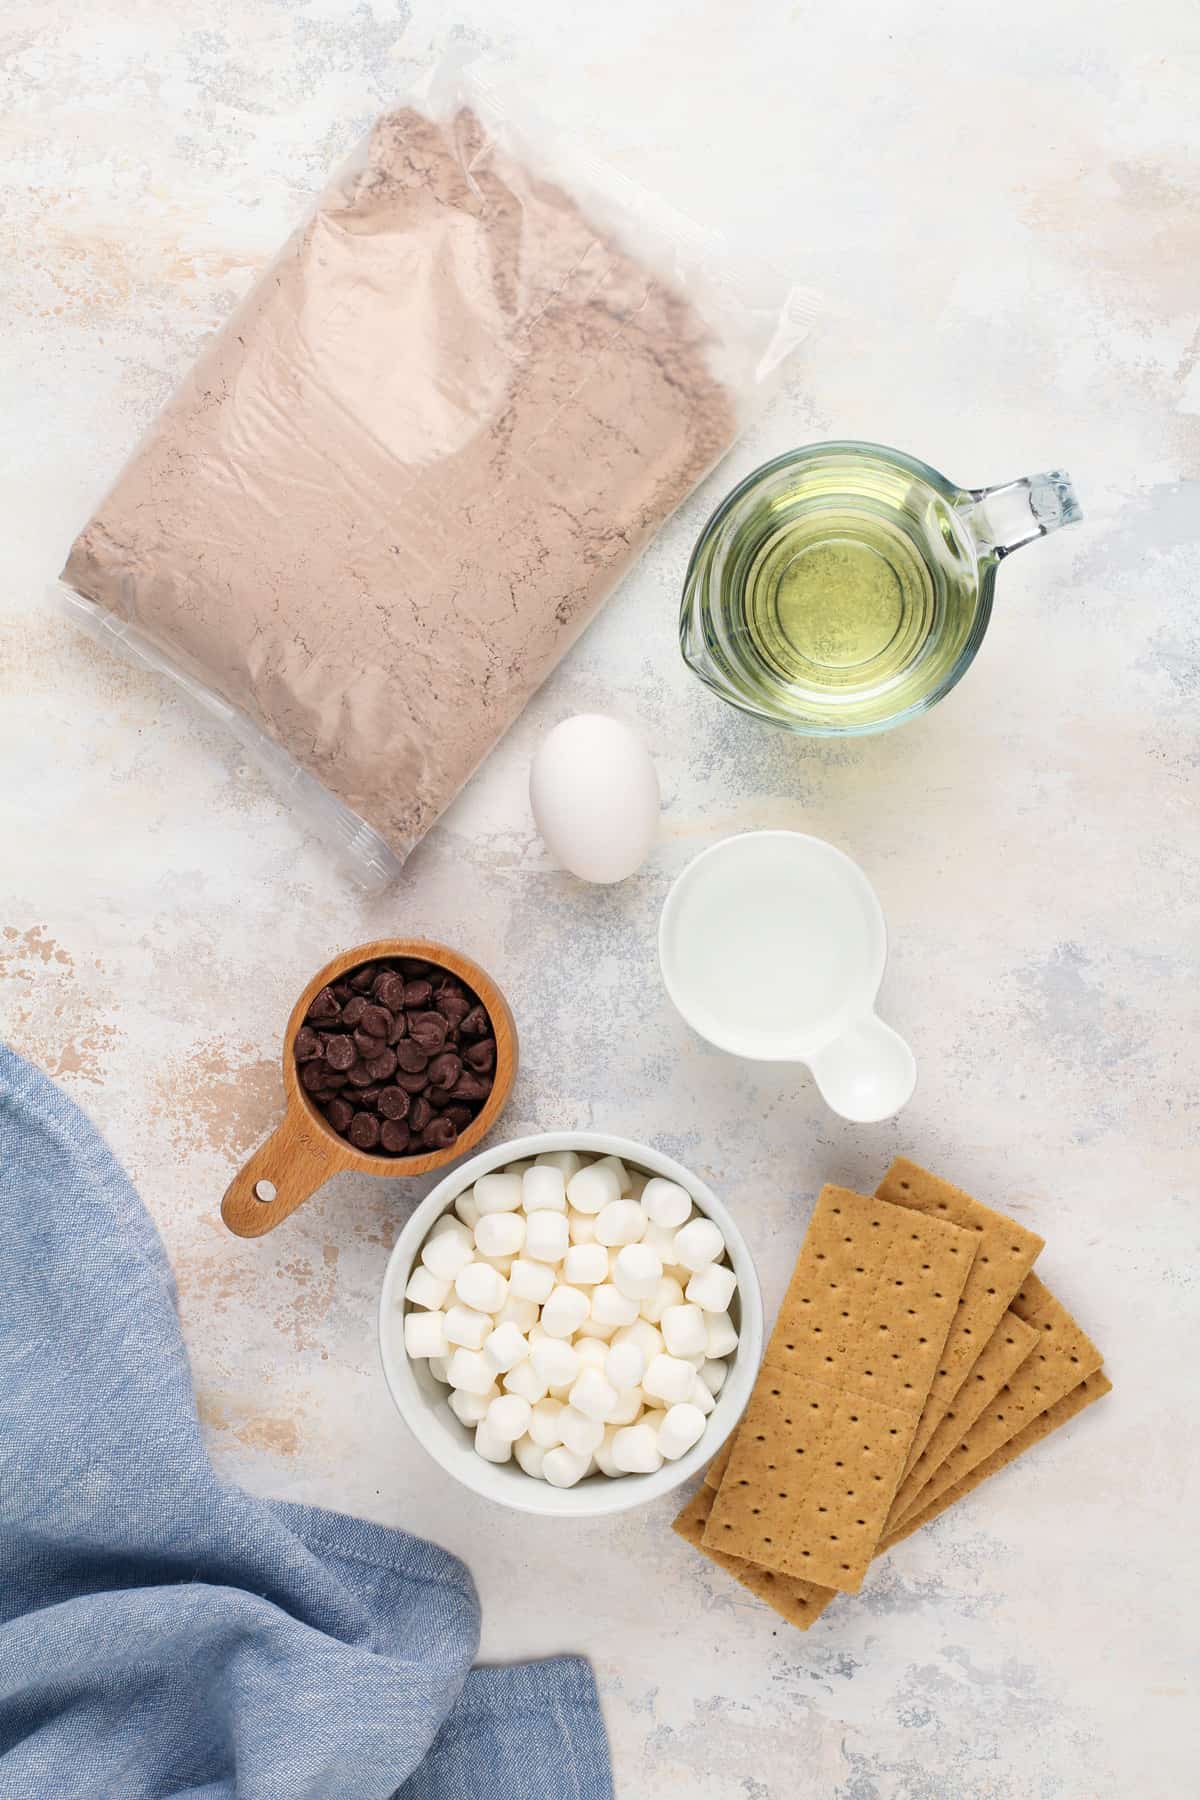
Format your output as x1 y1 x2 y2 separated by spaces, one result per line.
379 1131 763 1518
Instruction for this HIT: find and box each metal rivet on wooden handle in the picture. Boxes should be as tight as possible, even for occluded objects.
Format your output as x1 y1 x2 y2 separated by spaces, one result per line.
221 1116 336 1238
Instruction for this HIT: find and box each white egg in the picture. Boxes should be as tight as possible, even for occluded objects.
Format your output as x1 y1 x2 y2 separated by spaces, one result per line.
530 715 659 884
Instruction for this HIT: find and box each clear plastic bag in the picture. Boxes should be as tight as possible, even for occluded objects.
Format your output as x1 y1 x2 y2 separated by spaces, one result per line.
56 56 817 887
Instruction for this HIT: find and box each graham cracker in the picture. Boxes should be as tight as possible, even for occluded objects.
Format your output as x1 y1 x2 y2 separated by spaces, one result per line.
885 1308 1038 1527
875 1160 1044 1480
882 1367 1112 1548
701 1185 977 1592
673 1482 835 1630
889 1270 1102 1526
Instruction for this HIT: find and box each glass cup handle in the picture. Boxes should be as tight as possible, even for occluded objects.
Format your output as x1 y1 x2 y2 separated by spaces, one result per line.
958 471 1082 560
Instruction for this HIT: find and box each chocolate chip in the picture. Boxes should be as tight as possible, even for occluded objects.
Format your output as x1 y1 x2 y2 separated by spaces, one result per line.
450 1071 491 1102
387 1010 408 1044
426 1085 455 1110
443 1104 474 1130
409 1096 432 1133
349 967 376 992
341 995 369 1028
395 1039 428 1074
326 1097 354 1133
409 1011 448 1055
395 1068 429 1093
427 1051 462 1090
380 1118 411 1154
403 979 433 1008
348 1111 380 1151
324 1034 357 1072
360 1004 391 1039
346 1062 376 1088
400 958 432 977
332 980 353 1002
422 1115 458 1149
377 1086 410 1120
459 1005 488 1038
365 1047 397 1082
463 1038 495 1073
372 971 407 1010
306 986 340 1023
435 987 471 1027
294 1027 322 1062
358 1085 382 1105
351 1027 379 1059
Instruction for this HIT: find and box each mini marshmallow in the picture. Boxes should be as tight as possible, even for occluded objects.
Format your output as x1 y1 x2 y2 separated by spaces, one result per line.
643 1352 697 1406
690 1374 716 1415
640 1274 685 1326
506 1159 535 1177
573 1337 609 1372
474 1420 513 1463
540 1283 590 1338
657 1402 706 1460
611 1421 663 1474
448 1383 498 1426
446 1348 495 1395
453 1190 481 1229
604 1340 645 1389
485 1393 532 1442
493 1294 539 1332
699 1357 728 1395
569 1367 618 1421
428 1355 451 1384
661 1303 708 1359
513 1435 547 1479
642 1221 682 1264
403 1310 448 1359
475 1212 525 1259
404 1266 451 1310
527 1397 566 1448
590 1284 640 1328
641 1176 692 1229
560 1405 605 1456
531 1337 580 1389
613 1318 664 1363
481 1253 514 1277
593 1426 623 1477
420 1224 474 1281
685 1262 737 1314
542 1445 589 1488
590 1154 633 1195
563 1242 609 1285
626 1171 648 1200
454 1261 509 1314
521 1165 567 1212
473 1172 523 1214
566 1163 622 1214
575 1317 616 1340
428 1213 462 1239
534 1150 582 1179
672 1217 725 1272
605 1386 644 1425
524 1210 569 1264
508 1258 557 1303
612 1243 662 1300
503 1359 550 1405
594 1200 647 1247
482 1321 530 1375
568 1210 597 1244
444 1303 491 1350
705 1311 739 1358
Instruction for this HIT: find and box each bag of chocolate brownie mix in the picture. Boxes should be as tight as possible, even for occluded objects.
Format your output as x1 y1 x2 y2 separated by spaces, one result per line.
55 58 816 885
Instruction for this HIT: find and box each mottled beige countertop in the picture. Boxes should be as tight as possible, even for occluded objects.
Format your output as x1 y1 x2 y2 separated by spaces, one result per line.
2 2 1197 1795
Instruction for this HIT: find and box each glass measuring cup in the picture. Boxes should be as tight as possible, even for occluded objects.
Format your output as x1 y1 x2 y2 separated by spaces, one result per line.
680 441 1081 734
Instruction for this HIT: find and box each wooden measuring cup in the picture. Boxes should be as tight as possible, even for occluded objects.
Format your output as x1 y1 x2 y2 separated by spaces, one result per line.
221 939 517 1238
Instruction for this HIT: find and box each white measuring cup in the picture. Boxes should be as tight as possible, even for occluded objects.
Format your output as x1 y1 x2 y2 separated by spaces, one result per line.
658 831 916 1123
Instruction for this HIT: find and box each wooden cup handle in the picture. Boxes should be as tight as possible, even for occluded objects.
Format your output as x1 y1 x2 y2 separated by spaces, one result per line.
221 1113 337 1238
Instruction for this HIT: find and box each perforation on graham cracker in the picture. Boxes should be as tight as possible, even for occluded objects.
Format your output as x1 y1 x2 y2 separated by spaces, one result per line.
673 1482 834 1630
882 1368 1112 1549
891 1271 1102 1526
702 1186 976 1592
876 1160 1044 1479
885 1308 1037 1528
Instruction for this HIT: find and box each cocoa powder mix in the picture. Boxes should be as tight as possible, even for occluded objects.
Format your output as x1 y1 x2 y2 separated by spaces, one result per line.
62 106 740 864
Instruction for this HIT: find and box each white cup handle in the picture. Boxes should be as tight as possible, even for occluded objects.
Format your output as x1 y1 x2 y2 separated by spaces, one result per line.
808 1014 916 1122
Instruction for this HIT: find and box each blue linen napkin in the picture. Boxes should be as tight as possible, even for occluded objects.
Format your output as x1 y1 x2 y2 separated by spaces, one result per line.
0 1044 613 1800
